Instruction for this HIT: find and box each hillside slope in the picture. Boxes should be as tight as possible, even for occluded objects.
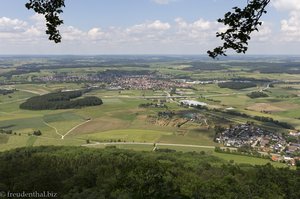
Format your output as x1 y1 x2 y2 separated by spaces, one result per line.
0 146 299 198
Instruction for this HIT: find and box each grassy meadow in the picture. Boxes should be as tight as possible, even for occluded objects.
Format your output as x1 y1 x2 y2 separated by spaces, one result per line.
0 58 300 168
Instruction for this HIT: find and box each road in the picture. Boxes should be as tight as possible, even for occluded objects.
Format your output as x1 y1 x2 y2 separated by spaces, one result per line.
43 121 64 139
81 142 279 157
82 141 216 149
62 119 92 139
43 119 91 139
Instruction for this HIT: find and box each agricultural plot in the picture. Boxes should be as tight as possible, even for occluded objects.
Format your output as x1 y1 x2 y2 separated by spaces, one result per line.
212 152 289 168
0 135 29 151
0 134 9 144
0 56 300 168
81 129 172 143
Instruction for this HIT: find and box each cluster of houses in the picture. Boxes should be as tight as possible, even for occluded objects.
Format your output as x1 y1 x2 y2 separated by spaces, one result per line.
216 123 300 165
176 79 228 85
34 71 189 90
216 124 284 148
108 77 189 90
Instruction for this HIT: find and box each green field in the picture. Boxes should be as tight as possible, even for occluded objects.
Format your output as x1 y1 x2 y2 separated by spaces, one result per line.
86 143 289 168
81 129 173 142
1 56 300 167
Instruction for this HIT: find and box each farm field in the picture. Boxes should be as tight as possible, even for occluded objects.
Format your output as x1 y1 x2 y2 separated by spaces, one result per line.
85 142 289 168
0 55 300 167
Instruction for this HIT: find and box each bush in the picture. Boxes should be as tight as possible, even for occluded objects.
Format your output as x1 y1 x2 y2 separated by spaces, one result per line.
247 91 269 98
33 130 42 136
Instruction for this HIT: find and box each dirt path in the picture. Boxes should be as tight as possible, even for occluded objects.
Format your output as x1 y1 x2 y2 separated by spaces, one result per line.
62 119 92 139
43 121 64 139
18 89 44 95
43 119 92 139
82 141 216 149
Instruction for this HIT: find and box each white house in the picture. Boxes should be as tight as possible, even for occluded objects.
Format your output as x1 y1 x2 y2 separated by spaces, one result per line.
179 100 208 107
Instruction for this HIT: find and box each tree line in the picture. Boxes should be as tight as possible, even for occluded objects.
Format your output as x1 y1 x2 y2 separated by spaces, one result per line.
218 82 257 90
20 90 103 110
0 89 15 95
224 110 295 130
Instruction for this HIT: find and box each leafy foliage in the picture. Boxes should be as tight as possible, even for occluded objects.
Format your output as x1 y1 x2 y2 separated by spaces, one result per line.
33 130 42 136
0 129 13 135
253 116 295 129
25 0 65 43
0 146 299 198
213 108 295 130
247 91 269 98
208 0 270 58
0 89 15 95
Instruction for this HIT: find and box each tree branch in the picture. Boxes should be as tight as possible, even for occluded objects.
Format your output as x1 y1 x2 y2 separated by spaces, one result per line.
207 0 270 59
25 0 65 43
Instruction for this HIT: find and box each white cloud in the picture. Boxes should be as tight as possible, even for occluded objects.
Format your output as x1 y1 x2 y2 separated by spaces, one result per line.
24 27 43 37
0 17 27 32
147 20 171 30
272 0 300 42
126 20 170 34
152 0 172 5
0 15 224 54
30 13 45 25
174 17 217 41
87 28 106 40
193 19 211 30
251 22 272 42
0 13 297 55
272 0 300 11
280 11 300 41
61 26 86 41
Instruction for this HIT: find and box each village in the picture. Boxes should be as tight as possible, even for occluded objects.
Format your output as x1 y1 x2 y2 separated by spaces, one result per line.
34 70 190 90
216 123 300 166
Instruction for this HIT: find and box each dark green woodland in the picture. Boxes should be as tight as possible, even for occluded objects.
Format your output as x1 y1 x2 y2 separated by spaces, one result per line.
20 91 103 110
0 146 299 199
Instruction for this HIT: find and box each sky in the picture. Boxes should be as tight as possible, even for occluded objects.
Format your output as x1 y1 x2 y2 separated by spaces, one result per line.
0 0 300 55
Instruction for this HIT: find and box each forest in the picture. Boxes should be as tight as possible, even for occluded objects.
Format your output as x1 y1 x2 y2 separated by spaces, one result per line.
218 82 257 90
0 146 299 199
0 89 15 95
19 91 103 110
